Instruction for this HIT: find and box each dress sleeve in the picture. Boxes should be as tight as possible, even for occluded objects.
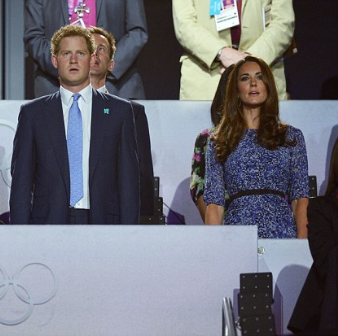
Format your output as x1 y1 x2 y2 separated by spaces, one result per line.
190 130 210 204
307 197 337 278
289 127 309 201
204 139 226 206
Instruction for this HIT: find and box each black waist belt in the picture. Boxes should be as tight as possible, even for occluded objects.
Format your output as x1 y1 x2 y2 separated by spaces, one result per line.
229 189 285 204
69 207 90 216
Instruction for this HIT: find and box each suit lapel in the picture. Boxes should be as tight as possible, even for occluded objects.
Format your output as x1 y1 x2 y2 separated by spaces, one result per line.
44 92 70 197
89 90 109 182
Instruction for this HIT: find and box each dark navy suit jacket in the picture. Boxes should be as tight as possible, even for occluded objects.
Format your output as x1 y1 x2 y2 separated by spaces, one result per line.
10 90 140 224
288 196 338 334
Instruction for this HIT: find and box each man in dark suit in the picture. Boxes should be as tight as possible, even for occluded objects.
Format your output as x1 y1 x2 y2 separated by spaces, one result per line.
24 0 148 99
288 139 338 334
89 26 154 217
10 25 140 224
288 196 338 334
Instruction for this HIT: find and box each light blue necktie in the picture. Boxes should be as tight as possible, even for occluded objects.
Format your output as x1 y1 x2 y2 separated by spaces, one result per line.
67 93 83 206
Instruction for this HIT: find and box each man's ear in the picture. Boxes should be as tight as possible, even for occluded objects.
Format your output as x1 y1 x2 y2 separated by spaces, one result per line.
108 60 115 72
51 54 58 69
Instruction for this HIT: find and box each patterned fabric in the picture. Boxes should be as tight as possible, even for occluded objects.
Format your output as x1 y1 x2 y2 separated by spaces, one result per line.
204 126 309 238
190 128 213 204
67 93 83 206
69 0 97 27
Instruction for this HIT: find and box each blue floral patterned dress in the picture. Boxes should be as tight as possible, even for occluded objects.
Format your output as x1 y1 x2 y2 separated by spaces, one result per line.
204 126 309 238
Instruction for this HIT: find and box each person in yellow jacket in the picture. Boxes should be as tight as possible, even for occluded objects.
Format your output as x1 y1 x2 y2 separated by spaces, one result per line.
172 0 295 100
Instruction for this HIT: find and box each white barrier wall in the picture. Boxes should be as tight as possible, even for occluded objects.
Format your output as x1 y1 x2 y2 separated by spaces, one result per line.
0 225 314 336
1 100 338 223
0 225 257 336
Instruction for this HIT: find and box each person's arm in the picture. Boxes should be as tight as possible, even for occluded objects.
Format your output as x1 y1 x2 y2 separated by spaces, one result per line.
244 0 295 65
131 102 154 216
196 196 207 222
203 139 226 223
24 0 60 79
110 0 148 81
308 197 337 277
10 105 36 224
118 102 140 224
172 0 240 70
205 204 224 225
292 198 309 238
289 127 310 238
190 131 210 221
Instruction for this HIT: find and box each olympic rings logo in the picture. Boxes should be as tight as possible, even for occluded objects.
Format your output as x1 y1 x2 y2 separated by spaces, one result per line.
0 263 58 326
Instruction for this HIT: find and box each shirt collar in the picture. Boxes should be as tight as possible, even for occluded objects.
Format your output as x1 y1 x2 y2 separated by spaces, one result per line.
96 85 108 94
60 84 93 106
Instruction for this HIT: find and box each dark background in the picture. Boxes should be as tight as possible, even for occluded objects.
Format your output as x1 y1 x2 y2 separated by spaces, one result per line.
25 0 338 100
284 0 338 99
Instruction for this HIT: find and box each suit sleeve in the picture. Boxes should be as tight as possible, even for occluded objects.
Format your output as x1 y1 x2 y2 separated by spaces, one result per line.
172 0 230 69
10 106 36 224
132 103 154 216
118 103 140 223
24 0 59 79
245 0 295 65
110 0 148 81
307 197 337 278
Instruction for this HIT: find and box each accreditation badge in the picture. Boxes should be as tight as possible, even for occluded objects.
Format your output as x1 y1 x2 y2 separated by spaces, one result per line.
214 0 240 32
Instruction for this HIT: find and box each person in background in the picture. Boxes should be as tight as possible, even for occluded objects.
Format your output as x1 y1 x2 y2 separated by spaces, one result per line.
172 0 295 100
88 26 154 217
10 25 139 224
190 65 234 221
204 56 309 238
24 0 148 99
288 137 338 334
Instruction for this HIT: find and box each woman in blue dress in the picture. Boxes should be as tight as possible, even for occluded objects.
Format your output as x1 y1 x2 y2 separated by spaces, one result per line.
204 56 309 238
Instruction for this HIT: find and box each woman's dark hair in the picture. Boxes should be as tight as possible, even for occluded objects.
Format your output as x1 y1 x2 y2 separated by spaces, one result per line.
213 55 295 163
325 137 338 196
210 64 235 127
